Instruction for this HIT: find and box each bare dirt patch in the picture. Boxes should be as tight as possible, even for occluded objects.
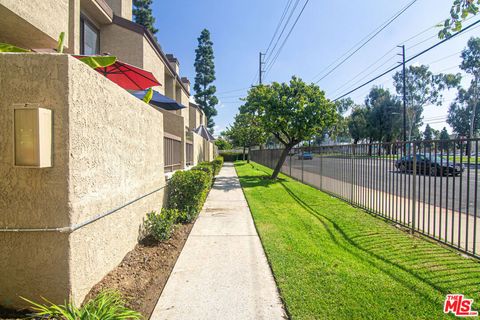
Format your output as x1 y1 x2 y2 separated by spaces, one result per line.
84 222 194 318
0 222 194 320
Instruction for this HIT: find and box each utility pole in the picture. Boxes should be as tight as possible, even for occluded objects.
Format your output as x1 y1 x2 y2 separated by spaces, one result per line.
398 45 407 143
259 52 265 85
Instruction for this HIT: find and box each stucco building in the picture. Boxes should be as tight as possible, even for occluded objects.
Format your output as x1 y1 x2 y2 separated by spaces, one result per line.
0 0 214 308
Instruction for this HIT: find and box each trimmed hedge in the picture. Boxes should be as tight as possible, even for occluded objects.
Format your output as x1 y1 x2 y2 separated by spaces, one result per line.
212 156 224 175
220 152 248 162
167 170 211 223
191 164 213 179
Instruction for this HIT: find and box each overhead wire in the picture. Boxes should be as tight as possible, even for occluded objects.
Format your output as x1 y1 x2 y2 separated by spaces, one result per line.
264 0 310 76
311 0 418 84
333 18 480 101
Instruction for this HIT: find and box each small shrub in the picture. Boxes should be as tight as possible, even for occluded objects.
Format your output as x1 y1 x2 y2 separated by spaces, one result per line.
145 209 178 241
167 170 211 223
22 290 142 320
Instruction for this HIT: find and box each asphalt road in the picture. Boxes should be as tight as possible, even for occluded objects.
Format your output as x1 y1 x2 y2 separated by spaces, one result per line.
285 156 479 217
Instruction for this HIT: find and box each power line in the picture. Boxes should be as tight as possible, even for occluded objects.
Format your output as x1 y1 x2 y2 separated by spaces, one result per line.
264 0 310 76
333 18 480 102
329 55 398 97
329 14 475 98
216 87 251 96
264 0 302 64
312 0 418 84
264 0 294 57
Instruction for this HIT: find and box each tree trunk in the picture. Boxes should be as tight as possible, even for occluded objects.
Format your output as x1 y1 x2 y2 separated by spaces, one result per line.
247 146 251 163
242 145 246 161
271 145 293 179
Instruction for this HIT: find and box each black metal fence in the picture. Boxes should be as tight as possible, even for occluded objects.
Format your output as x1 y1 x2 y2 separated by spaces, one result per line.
250 138 480 259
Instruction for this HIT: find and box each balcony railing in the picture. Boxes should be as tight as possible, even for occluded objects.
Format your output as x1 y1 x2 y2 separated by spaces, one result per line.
164 133 182 172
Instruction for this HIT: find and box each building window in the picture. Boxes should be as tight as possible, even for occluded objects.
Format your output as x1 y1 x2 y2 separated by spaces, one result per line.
80 15 99 55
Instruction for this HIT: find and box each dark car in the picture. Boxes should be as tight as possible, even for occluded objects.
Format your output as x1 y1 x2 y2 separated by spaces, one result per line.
395 154 464 176
297 152 313 160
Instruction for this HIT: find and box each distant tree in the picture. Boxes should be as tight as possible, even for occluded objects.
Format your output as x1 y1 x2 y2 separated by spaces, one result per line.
330 98 353 143
133 0 158 35
439 0 479 39
393 65 461 141
241 76 336 179
348 107 369 144
448 37 480 154
364 87 402 146
423 124 434 141
214 138 232 151
423 124 434 148
194 29 218 132
225 113 267 162
439 127 451 152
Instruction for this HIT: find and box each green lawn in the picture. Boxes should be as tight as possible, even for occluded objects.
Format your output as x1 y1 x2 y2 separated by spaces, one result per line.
235 161 480 320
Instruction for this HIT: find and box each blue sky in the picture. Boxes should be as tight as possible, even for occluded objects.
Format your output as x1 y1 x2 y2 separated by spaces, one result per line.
151 0 480 135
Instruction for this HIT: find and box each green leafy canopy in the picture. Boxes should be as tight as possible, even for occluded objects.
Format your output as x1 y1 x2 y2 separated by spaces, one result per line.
241 76 336 178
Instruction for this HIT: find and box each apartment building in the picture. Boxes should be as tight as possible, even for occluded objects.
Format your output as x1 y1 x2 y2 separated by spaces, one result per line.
0 0 214 308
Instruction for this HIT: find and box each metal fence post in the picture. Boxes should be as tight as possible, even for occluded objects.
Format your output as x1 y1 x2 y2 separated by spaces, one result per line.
301 147 304 183
289 153 292 177
320 147 323 190
412 142 417 234
351 144 354 204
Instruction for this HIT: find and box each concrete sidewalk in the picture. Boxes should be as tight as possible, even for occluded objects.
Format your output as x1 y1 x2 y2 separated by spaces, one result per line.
151 163 286 320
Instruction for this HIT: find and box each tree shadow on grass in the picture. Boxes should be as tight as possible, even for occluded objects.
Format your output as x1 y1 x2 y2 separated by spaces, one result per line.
278 181 480 304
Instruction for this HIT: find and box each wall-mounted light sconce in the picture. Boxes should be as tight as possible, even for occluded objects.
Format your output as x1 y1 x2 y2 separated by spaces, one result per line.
13 104 52 168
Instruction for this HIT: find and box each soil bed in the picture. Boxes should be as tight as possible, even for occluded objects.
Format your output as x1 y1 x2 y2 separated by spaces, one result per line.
0 222 194 319
85 222 194 318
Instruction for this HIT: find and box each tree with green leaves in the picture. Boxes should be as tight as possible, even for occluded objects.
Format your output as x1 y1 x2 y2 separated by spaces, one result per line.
194 29 218 132
364 87 402 153
439 127 451 152
214 138 232 151
241 76 336 179
330 98 354 143
133 0 158 35
393 65 461 141
423 124 434 141
348 106 369 144
448 37 480 154
225 113 267 162
423 124 437 148
439 0 479 39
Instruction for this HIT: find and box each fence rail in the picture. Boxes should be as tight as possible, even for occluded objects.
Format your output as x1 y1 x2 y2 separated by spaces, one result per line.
250 138 480 259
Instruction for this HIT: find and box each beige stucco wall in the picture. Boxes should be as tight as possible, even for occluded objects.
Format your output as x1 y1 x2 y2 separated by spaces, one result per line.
0 53 71 306
0 0 69 50
67 57 165 302
0 53 166 308
105 0 131 20
143 38 165 94
192 133 204 165
100 23 144 68
189 105 198 130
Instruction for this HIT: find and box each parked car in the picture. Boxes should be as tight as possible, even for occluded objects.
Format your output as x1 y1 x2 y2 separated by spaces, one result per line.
395 154 464 176
298 152 313 160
